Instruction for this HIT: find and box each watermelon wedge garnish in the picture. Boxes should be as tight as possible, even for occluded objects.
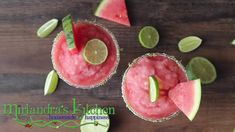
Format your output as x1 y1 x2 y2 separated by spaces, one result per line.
95 0 131 27
62 15 79 54
169 79 201 121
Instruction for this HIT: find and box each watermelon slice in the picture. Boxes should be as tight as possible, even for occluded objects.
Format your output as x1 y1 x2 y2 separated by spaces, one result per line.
169 79 201 121
62 15 79 54
95 0 131 27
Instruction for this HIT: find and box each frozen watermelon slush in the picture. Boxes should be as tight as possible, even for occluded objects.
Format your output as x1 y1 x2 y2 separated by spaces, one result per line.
51 21 119 88
122 53 188 122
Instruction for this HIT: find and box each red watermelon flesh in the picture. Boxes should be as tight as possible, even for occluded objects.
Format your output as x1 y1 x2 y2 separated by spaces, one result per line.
95 0 131 27
169 79 201 121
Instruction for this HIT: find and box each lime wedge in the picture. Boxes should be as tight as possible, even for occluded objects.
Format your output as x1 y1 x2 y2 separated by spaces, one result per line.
83 39 108 65
80 108 110 132
62 15 77 51
186 57 217 84
231 39 235 45
37 18 58 38
44 70 59 95
149 75 159 102
138 26 159 49
178 36 202 53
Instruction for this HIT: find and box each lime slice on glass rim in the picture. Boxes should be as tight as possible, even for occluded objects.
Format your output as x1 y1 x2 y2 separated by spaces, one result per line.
62 14 78 53
83 39 108 65
44 70 59 95
80 108 110 132
149 75 159 102
37 18 58 38
178 36 202 53
138 26 159 49
186 57 217 84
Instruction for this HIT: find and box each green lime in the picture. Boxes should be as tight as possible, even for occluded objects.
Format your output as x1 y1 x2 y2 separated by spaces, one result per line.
83 39 108 65
231 39 235 45
44 70 59 95
62 14 77 51
178 36 202 53
37 18 58 38
149 75 159 102
138 26 159 49
80 108 110 132
186 57 217 84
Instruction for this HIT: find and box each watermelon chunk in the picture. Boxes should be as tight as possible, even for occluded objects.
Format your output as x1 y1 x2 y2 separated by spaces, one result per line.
62 15 79 54
95 0 131 27
169 79 201 121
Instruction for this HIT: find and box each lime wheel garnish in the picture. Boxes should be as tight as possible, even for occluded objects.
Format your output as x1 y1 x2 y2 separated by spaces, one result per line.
83 39 108 65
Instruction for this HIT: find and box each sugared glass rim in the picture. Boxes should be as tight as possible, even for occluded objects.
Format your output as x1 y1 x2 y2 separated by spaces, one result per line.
121 53 189 122
51 20 120 89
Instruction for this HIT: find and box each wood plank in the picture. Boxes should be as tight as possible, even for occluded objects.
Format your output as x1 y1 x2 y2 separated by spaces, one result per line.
0 0 235 131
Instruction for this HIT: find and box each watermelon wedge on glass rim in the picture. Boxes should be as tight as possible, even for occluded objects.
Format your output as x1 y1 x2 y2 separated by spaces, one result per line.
51 16 120 89
122 53 202 122
95 0 131 27
169 79 201 121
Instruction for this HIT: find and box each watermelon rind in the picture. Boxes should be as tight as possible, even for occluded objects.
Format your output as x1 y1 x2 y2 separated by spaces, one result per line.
169 79 201 121
186 65 197 80
121 53 189 122
51 20 120 89
187 79 201 121
94 0 107 17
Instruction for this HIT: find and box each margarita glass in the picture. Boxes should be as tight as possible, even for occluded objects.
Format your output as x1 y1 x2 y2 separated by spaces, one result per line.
122 53 188 122
51 21 119 89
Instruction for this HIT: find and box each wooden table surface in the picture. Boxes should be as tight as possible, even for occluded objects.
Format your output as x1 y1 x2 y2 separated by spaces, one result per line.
0 0 235 132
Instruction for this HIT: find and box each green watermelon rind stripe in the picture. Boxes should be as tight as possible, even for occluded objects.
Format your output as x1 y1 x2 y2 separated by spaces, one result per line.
94 0 108 16
188 79 201 121
62 15 76 50
186 65 197 80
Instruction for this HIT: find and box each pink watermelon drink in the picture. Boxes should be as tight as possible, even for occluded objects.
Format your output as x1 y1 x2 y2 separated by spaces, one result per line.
122 53 188 122
52 21 119 88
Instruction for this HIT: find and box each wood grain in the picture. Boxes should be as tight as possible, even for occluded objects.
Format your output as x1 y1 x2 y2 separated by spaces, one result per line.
0 0 235 131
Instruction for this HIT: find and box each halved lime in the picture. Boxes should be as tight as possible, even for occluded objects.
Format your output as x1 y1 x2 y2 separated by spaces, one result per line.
83 39 108 65
138 26 159 49
37 18 58 38
62 15 77 51
186 57 217 84
80 108 110 132
44 70 59 95
149 75 159 102
178 36 202 53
